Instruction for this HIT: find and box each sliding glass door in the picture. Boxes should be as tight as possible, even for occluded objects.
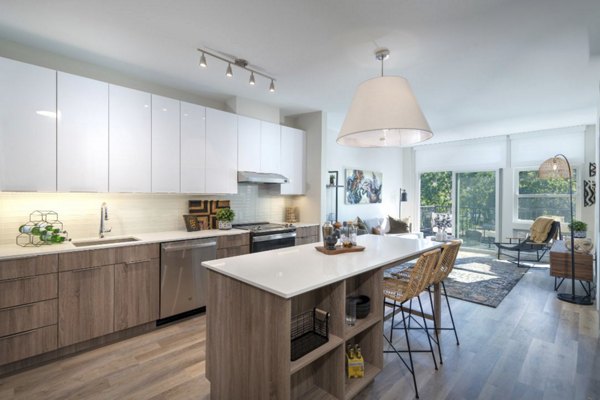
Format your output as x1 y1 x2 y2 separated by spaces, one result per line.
455 171 497 249
419 170 498 250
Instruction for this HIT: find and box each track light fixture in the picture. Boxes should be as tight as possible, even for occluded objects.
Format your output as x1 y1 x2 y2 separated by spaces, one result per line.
197 48 276 93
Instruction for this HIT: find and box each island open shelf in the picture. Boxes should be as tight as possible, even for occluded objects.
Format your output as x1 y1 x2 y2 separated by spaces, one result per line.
203 235 441 399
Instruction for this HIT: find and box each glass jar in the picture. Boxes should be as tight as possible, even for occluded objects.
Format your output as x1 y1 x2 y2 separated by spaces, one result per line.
322 221 333 247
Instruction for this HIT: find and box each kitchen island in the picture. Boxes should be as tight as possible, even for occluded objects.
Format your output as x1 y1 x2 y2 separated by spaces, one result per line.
202 234 441 400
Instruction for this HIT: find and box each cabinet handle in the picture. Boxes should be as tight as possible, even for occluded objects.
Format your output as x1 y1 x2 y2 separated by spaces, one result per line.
1 275 36 283
3 329 35 339
71 265 105 273
124 259 152 265
1 303 36 312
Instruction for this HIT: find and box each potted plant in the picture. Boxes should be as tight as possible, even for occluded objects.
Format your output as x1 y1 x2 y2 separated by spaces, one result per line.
215 208 235 230
569 219 587 238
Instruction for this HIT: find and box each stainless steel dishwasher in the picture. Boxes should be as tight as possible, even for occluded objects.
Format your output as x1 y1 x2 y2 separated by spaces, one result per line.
160 238 217 319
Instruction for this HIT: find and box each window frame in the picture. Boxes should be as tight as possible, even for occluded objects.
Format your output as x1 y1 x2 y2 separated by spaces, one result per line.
513 166 581 224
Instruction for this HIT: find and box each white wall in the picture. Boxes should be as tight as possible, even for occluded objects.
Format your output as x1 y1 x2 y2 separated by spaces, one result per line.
287 111 325 224
225 96 280 124
324 115 404 223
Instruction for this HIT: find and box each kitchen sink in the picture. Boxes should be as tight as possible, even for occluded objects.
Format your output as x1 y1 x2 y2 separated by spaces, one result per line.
72 237 141 247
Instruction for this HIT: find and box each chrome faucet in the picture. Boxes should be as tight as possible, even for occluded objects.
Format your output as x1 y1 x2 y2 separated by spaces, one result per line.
99 202 112 238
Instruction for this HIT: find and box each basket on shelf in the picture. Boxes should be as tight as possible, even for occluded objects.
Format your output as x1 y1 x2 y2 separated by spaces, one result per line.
290 308 330 361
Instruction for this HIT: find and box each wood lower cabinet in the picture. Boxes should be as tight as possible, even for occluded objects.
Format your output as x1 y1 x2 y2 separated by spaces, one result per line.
59 264 115 347
295 225 320 246
58 244 160 347
114 258 159 331
0 254 59 367
0 325 58 365
0 299 57 338
207 266 384 399
217 233 250 258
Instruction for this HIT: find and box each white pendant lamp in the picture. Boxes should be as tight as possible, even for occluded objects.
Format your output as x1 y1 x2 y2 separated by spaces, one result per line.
337 48 433 147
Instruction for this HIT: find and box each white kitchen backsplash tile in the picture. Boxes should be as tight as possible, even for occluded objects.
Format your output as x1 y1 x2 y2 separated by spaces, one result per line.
0 184 291 245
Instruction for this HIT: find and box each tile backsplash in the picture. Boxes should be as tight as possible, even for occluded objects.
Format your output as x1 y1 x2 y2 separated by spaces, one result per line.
0 184 290 245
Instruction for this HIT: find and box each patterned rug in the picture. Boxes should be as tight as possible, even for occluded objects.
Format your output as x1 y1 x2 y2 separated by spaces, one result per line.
388 251 536 308
442 251 533 307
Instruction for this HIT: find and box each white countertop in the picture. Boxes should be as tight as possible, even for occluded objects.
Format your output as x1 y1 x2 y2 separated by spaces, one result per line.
0 229 248 260
202 234 441 299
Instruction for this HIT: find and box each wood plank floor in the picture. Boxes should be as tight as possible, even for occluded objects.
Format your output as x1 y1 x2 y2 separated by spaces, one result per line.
0 266 598 400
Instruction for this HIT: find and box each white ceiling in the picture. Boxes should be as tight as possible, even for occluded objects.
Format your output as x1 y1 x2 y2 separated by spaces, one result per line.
1 0 599 142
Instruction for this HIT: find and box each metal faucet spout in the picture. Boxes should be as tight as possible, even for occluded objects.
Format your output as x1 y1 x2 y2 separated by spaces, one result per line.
99 202 112 238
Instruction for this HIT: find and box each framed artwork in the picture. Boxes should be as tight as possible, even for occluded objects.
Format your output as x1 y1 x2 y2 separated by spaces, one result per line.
345 169 383 204
584 180 595 207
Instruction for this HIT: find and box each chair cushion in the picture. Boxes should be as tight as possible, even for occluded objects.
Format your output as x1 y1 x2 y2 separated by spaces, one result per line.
530 217 555 243
388 215 409 234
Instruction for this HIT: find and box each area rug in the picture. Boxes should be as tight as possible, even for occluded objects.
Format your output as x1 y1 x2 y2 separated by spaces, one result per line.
388 251 531 308
442 251 530 307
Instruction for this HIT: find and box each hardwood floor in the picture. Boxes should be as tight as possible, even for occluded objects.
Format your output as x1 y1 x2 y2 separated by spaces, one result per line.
0 266 598 400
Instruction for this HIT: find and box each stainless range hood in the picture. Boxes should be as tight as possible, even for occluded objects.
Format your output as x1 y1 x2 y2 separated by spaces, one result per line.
237 171 289 184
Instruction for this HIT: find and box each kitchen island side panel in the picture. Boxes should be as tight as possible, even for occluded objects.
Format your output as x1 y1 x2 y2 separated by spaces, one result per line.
207 270 291 400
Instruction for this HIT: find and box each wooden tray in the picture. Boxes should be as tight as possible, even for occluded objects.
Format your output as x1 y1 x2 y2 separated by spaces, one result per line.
315 245 365 255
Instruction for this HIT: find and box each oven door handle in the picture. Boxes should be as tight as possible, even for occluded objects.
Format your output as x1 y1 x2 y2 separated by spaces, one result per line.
252 232 297 242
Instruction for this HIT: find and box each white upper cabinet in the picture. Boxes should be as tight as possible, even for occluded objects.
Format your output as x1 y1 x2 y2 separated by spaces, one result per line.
280 126 306 195
260 121 281 174
205 108 238 194
109 85 152 192
180 102 206 193
237 115 261 172
0 57 56 192
151 95 180 193
57 72 109 192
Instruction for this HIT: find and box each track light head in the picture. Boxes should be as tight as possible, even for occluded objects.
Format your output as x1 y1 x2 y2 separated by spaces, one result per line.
196 48 276 93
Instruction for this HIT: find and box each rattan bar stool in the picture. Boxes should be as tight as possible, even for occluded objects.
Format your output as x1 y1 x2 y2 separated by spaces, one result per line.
383 249 441 399
427 240 461 348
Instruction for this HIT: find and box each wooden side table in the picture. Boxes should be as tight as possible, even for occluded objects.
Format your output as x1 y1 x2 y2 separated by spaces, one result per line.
549 240 594 292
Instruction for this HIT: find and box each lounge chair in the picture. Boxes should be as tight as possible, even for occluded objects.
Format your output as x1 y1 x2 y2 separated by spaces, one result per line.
494 219 561 267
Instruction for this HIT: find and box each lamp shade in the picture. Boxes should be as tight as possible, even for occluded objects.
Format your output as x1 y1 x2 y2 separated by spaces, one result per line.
337 76 433 147
538 156 571 179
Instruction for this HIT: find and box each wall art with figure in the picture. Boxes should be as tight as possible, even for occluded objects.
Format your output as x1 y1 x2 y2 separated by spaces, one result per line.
345 169 383 204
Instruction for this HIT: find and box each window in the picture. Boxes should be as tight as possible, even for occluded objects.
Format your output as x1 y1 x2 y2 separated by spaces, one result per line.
516 169 577 222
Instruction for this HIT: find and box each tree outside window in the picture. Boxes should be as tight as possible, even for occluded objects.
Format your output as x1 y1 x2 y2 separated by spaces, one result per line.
517 169 577 223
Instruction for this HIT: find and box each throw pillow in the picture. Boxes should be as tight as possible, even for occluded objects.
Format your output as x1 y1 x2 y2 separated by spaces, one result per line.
388 215 409 234
356 217 368 232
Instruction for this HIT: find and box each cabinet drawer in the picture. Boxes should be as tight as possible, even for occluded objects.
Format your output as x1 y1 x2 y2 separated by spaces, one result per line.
0 254 58 280
0 325 57 365
217 233 250 249
0 299 57 337
115 244 159 264
217 245 250 259
59 248 116 271
0 274 57 309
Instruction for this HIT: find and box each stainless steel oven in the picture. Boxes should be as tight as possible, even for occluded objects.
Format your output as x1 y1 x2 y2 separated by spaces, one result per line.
251 231 296 253
233 222 297 253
